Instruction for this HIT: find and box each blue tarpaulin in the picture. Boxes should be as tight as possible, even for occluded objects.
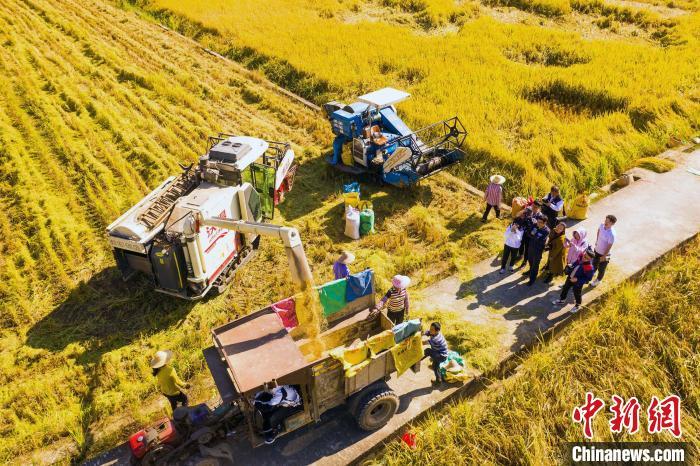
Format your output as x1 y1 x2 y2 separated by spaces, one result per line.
346 269 374 302
392 319 421 344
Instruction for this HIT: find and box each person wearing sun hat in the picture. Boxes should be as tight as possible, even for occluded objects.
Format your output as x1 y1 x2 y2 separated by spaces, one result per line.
375 274 411 325
482 174 505 223
150 350 190 412
332 251 355 280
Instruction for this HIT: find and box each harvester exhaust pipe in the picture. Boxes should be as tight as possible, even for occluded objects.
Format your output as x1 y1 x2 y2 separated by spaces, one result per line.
199 215 314 289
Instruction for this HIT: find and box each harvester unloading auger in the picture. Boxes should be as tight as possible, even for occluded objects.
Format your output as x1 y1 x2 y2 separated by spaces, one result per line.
324 87 467 187
105 134 303 300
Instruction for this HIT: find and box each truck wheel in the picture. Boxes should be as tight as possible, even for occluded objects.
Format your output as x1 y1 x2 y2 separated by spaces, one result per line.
355 388 399 431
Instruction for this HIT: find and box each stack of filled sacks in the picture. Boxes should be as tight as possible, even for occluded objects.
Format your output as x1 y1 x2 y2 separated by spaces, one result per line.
329 318 425 378
343 182 375 239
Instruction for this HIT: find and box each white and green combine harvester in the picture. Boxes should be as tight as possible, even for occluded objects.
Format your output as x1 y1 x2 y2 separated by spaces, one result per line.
105 134 301 300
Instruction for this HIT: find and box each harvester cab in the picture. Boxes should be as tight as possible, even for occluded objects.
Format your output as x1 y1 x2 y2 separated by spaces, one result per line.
324 87 466 187
105 134 298 300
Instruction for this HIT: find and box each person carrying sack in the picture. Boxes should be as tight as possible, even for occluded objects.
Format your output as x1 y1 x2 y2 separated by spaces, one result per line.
150 350 190 412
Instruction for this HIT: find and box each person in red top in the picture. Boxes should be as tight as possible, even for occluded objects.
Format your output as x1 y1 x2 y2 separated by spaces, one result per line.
482 174 505 223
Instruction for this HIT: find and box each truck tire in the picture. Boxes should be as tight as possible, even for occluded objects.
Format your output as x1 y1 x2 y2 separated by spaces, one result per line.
354 387 399 431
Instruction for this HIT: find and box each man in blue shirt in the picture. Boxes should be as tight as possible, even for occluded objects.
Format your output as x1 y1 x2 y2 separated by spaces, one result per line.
423 322 449 384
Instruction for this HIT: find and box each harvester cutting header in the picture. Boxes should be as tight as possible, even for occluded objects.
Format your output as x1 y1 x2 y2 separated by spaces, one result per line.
106 134 302 300
324 87 466 187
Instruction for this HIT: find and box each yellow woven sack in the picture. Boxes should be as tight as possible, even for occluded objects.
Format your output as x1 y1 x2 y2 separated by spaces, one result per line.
341 147 354 166
358 199 373 211
568 194 589 220
390 332 423 376
511 197 527 218
343 192 360 209
366 330 395 358
329 343 368 369
329 343 371 378
344 343 369 366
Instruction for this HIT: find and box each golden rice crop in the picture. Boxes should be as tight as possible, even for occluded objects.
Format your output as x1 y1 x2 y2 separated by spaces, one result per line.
0 0 500 462
138 0 700 198
374 236 700 465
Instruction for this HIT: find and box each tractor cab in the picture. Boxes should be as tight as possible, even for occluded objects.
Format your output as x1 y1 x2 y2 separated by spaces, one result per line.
324 87 466 187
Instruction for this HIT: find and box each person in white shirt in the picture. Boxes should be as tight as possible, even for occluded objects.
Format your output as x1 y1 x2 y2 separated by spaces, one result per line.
541 186 565 229
590 214 617 287
500 222 523 273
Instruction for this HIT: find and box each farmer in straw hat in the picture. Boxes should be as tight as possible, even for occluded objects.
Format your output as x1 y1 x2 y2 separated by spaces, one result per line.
374 274 411 325
150 350 190 412
482 174 505 223
332 251 355 280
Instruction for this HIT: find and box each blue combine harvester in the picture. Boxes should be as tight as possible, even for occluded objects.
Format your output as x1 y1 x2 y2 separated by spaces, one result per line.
323 88 466 187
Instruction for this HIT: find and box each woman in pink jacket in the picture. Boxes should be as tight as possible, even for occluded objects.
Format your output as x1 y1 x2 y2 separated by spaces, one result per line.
564 228 588 267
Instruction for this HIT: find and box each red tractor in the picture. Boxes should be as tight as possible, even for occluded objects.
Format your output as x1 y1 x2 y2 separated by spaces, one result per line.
129 402 243 465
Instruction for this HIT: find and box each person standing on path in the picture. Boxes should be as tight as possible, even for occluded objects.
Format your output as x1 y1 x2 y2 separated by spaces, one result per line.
332 251 355 280
150 350 190 412
590 215 617 287
552 248 596 313
375 275 411 325
541 186 565 229
517 200 543 266
500 222 523 274
565 228 588 267
482 174 505 222
422 322 449 384
523 214 550 286
543 222 566 283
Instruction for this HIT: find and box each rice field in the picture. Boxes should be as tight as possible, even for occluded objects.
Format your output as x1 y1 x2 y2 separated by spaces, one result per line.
374 236 700 465
0 0 503 462
131 0 700 197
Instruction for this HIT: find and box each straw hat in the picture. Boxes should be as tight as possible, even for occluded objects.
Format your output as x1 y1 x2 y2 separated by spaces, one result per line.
489 174 505 185
338 251 356 265
391 275 411 289
150 350 173 369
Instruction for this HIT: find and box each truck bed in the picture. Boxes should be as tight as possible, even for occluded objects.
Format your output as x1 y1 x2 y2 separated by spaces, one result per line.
212 310 308 393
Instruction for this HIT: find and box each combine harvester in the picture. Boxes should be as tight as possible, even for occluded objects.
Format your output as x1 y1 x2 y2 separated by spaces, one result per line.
106 134 297 299
324 87 467 187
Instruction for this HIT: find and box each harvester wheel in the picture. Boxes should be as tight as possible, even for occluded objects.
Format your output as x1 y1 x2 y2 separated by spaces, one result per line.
355 387 399 431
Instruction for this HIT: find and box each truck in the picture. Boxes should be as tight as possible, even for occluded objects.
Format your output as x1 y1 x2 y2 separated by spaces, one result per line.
324 87 466 187
105 134 297 300
125 216 424 464
204 269 418 447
